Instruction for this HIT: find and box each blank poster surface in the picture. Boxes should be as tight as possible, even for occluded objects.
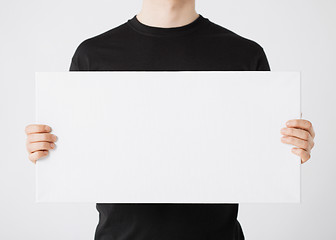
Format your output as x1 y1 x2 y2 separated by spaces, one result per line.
35 71 301 203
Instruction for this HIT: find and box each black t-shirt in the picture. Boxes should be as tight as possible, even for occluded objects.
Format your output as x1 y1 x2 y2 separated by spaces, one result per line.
70 13 270 240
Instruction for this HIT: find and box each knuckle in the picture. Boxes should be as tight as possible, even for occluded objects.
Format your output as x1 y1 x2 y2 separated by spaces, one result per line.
33 151 48 161
44 125 51 132
48 133 56 141
304 152 310 162
305 120 312 129
297 148 304 157
37 151 47 159
308 141 313 150
35 153 42 161
303 131 310 139
25 124 33 133
52 134 57 141
26 144 32 153
28 153 36 162
302 141 309 149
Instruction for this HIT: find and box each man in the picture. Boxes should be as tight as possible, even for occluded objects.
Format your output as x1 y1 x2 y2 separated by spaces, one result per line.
25 0 316 239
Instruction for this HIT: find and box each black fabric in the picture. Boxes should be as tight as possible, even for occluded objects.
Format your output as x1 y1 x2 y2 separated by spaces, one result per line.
70 13 270 240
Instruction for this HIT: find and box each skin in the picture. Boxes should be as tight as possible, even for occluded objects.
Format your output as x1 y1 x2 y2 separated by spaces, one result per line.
25 124 57 164
25 0 316 164
136 0 199 28
281 118 315 164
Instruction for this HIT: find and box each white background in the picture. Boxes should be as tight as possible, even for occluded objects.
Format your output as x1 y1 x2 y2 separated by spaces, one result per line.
0 0 335 239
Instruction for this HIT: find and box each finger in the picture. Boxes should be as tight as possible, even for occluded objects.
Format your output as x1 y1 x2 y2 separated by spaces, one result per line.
281 136 313 152
25 124 51 135
291 147 311 164
27 133 57 143
310 124 316 139
286 119 315 139
27 141 55 154
29 150 49 164
280 127 313 142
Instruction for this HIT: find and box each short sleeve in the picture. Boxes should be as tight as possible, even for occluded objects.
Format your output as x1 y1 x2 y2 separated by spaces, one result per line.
256 47 271 71
69 40 91 71
69 57 79 71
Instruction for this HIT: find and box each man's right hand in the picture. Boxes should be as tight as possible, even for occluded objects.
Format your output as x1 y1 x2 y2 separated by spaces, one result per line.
25 124 57 164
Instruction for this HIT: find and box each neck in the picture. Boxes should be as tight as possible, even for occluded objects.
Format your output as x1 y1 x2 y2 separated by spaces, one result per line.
136 0 199 28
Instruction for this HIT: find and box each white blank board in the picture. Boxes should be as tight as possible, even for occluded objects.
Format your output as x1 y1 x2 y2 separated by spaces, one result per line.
35 71 301 203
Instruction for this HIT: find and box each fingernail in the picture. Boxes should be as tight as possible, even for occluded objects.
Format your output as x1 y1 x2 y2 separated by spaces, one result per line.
45 126 51 131
286 121 291 126
50 143 55 148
